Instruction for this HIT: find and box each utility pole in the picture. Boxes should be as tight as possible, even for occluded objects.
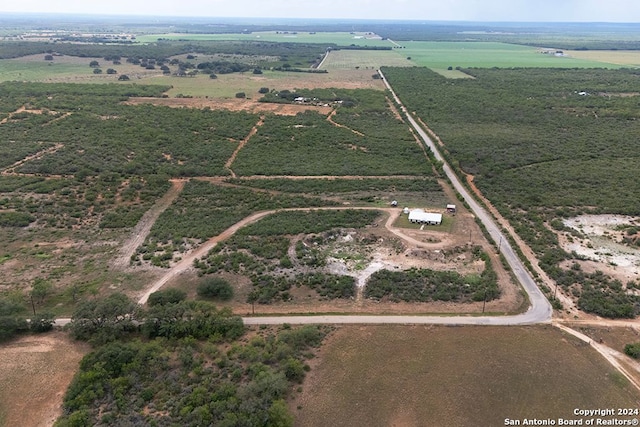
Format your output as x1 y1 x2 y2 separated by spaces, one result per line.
482 287 487 313
30 294 36 316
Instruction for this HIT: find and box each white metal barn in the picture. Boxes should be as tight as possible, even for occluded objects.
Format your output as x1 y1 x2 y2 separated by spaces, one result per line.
408 209 442 225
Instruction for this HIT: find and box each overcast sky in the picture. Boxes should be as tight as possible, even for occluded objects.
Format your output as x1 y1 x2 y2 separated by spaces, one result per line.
1 0 640 22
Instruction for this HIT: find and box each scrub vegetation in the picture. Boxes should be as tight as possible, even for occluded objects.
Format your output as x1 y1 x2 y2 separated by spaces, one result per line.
57 292 328 427
383 66 640 317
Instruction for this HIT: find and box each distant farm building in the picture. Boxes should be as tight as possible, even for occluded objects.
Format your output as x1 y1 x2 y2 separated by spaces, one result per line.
408 209 442 225
446 204 456 213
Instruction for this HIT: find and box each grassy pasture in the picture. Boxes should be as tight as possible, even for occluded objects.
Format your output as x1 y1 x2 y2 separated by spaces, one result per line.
0 54 167 84
401 41 622 69
293 325 640 426
157 69 355 98
0 59 88 82
136 31 392 47
320 49 414 70
0 56 384 96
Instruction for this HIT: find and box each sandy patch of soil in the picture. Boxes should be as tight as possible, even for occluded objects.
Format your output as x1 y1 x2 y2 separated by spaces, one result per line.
124 97 333 116
0 332 89 427
559 214 640 284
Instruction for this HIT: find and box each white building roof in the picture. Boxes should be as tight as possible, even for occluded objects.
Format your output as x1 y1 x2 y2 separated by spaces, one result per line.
408 210 442 223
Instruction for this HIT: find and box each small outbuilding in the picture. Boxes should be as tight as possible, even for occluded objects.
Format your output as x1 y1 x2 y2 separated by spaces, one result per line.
403 207 410 215
408 209 442 225
446 204 456 213
391 200 398 207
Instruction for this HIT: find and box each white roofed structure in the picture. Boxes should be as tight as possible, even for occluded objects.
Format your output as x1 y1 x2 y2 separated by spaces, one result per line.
408 209 442 225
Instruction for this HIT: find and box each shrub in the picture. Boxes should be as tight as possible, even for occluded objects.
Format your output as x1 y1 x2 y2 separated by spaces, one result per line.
0 316 29 342
624 342 640 359
147 288 187 306
235 92 246 99
30 312 55 332
197 277 234 301
0 211 35 227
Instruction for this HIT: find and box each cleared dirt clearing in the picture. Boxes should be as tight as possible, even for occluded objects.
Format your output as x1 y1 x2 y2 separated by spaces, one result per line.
0 333 89 427
292 325 640 427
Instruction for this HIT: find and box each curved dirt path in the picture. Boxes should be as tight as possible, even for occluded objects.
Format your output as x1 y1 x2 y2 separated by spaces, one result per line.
137 209 274 304
137 206 453 305
326 109 365 136
1 143 65 176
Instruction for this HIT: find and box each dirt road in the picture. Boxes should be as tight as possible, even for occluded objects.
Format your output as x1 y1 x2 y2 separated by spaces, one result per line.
379 68 552 325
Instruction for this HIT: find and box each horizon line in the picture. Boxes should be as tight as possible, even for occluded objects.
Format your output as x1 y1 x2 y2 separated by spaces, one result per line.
1 11 640 25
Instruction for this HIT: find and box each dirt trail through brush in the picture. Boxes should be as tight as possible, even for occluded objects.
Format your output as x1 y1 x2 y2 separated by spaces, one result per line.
113 179 186 269
326 109 365 136
0 105 27 125
137 206 456 304
1 143 65 176
225 116 264 178
137 209 274 304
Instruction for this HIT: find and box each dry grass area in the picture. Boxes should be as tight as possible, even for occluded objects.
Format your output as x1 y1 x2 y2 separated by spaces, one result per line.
568 324 640 354
292 325 640 427
567 50 640 66
562 323 640 393
321 49 414 70
124 96 333 116
0 332 89 427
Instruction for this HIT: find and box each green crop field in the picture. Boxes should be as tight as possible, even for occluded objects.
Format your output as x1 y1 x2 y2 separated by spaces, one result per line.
400 41 622 69
293 325 640 426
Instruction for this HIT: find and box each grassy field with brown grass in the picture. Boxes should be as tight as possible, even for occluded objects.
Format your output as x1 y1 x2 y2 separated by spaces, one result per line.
567 49 640 67
292 325 640 427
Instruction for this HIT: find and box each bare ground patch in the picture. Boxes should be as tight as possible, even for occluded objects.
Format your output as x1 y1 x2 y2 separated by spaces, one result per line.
0 332 89 427
559 214 640 285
